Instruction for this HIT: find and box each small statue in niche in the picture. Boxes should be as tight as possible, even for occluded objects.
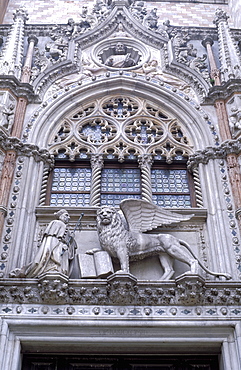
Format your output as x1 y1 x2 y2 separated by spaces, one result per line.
104 43 136 68
95 199 231 280
130 1 147 21
0 103 15 130
78 5 97 32
229 106 241 133
9 210 77 278
143 8 159 30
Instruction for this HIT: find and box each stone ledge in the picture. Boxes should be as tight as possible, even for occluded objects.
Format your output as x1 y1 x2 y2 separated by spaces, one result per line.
0 276 240 306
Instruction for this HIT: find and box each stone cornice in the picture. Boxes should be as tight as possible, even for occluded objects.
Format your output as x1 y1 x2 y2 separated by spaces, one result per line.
187 138 241 170
204 79 241 104
0 130 54 165
0 75 39 102
0 275 240 306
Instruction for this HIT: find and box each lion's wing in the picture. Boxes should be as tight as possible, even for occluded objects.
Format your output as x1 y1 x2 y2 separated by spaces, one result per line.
120 199 194 232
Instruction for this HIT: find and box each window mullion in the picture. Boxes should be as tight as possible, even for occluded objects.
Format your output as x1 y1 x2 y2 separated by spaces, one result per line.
90 154 104 207
138 154 153 203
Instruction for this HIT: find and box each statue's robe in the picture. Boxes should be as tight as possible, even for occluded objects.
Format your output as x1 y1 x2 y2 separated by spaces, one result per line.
25 220 76 278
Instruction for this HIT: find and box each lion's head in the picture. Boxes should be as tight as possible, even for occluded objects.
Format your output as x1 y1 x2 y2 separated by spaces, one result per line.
96 206 116 226
96 206 128 252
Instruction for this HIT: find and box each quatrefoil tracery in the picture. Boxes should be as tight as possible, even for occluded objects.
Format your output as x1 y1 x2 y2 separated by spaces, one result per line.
48 97 193 162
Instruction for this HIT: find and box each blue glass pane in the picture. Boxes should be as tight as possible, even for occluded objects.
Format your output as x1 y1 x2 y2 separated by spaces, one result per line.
52 168 91 191
100 194 141 207
101 168 141 193
151 169 189 193
50 193 90 206
152 194 191 208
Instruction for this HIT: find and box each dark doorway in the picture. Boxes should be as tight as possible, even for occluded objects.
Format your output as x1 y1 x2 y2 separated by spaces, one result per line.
22 354 219 370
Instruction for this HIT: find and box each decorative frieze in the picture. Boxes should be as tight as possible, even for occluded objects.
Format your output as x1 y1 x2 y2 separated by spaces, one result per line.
1 275 241 306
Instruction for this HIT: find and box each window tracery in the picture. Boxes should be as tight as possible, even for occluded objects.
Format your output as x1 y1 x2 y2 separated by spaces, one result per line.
78 117 117 144
44 96 200 208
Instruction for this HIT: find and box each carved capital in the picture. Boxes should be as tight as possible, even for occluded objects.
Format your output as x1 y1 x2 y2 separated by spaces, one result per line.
90 154 104 169
235 208 241 221
28 35 38 46
202 36 214 49
0 205 8 216
138 154 153 169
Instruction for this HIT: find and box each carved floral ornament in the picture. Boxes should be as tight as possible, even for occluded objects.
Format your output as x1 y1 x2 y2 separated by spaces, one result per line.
47 96 193 162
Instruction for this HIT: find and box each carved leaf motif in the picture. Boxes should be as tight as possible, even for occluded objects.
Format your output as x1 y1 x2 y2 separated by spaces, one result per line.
120 198 193 232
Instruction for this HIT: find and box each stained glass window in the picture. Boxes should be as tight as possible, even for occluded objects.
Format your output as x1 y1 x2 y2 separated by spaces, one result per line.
151 164 195 208
49 165 91 207
100 166 141 206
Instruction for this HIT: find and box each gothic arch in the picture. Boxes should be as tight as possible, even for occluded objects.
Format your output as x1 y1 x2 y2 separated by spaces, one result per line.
27 77 216 150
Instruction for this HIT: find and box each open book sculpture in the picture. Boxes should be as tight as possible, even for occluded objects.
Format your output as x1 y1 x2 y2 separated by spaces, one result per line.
95 199 231 280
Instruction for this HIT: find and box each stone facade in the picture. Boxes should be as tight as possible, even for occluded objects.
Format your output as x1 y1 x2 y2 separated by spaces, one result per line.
0 0 241 369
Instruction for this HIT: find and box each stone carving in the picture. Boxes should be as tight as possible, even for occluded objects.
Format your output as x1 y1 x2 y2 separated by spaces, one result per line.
78 6 98 32
187 138 241 170
96 199 231 280
45 28 68 63
104 42 136 68
92 0 111 22
136 59 189 90
0 103 15 130
2 276 241 306
171 29 208 79
229 107 241 133
55 59 107 88
130 1 147 22
143 8 159 31
9 210 77 278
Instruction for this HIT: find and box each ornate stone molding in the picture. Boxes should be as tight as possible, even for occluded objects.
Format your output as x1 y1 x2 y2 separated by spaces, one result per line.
0 76 38 102
0 130 54 166
187 138 241 170
1 275 241 306
205 79 241 103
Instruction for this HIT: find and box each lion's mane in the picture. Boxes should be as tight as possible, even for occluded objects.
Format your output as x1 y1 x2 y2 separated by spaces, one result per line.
97 208 129 255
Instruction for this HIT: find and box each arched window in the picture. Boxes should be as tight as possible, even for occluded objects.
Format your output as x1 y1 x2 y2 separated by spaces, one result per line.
41 97 201 208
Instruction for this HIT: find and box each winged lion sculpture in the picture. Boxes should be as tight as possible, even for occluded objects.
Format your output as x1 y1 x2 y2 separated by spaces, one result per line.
93 199 231 280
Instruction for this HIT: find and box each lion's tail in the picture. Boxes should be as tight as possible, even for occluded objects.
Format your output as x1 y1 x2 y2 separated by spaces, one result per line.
179 240 232 280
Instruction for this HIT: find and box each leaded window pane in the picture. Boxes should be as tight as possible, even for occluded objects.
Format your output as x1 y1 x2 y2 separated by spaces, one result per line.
50 167 91 206
101 168 141 193
151 169 190 193
101 194 141 207
151 168 192 208
152 194 191 208
100 167 141 206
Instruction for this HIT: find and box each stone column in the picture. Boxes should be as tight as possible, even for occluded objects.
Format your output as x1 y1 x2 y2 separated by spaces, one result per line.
21 35 38 83
0 8 29 237
0 150 16 234
90 154 104 207
138 154 153 203
202 37 221 86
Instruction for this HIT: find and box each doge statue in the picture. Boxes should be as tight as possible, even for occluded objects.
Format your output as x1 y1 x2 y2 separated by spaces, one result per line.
95 199 231 280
